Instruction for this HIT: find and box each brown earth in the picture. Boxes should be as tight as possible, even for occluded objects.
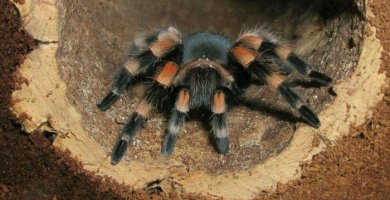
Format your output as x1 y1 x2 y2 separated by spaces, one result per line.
0 0 389 200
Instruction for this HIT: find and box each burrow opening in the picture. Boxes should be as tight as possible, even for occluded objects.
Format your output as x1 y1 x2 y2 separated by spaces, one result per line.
56 0 365 174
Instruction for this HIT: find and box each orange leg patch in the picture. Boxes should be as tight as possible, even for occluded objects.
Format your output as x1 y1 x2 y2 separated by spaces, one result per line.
231 46 255 68
124 59 139 75
155 62 179 87
239 34 263 50
176 89 190 113
150 40 175 57
135 99 152 118
266 73 285 89
158 32 181 45
212 91 227 114
276 46 292 60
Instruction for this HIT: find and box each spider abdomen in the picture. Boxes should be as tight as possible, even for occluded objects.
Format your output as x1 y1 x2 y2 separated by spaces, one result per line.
182 32 232 66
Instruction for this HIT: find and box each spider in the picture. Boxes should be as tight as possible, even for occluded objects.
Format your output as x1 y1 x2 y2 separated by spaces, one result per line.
97 27 332 165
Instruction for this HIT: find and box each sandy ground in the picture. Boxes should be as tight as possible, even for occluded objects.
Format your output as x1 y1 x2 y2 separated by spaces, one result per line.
0 0 389 199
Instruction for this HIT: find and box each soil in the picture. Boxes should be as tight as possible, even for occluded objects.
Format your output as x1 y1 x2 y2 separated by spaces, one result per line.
0 0 389 200
0 1 146 199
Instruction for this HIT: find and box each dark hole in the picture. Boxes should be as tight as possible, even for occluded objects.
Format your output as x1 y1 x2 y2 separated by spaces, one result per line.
316 0 363 21
348 37 356 48
43 131 57 144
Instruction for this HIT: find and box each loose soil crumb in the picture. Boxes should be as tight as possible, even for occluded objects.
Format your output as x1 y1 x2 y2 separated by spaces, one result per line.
1 0 389 199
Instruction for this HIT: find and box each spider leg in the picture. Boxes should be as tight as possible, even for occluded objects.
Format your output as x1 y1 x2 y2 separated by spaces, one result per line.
287 53 332 85
236 31 332 86
231 46 320 128
278 83 320 127
111 61 179 165
98 27 182 111
210 88 232 154
162 88 190 156
97 68 131 111
111 100 150 165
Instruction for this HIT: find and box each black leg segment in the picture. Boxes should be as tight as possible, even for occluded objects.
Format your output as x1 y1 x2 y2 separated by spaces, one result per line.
97 68 132 111
278 84 320 128
162 110 187 156
299 105 320 128
287 53 332 86
308 71 333 86
111 112 146 165
211 113 229 154
111 139 128 165
287 53 309 75
144 83 171 109
278 84 301 108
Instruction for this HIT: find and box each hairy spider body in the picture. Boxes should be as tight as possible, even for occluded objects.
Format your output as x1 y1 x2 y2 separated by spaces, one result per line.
97 27 332 165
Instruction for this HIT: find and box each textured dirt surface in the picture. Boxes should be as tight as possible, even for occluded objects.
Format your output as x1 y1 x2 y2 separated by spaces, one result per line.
0 0 389 200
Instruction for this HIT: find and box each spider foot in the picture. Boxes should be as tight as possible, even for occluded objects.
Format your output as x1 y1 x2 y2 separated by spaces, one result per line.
111 139 129 165
98 68 132 111
308 71 333 86
298 105 320 128
215 137 229 155
162 133 177 157
97 91 119 111
278 84 320 128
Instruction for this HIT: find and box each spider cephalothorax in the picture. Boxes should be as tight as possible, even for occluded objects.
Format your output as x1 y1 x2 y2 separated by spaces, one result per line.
97 27 332 165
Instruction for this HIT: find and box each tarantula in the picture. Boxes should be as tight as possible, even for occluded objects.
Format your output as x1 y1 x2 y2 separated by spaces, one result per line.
97 27 332 165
